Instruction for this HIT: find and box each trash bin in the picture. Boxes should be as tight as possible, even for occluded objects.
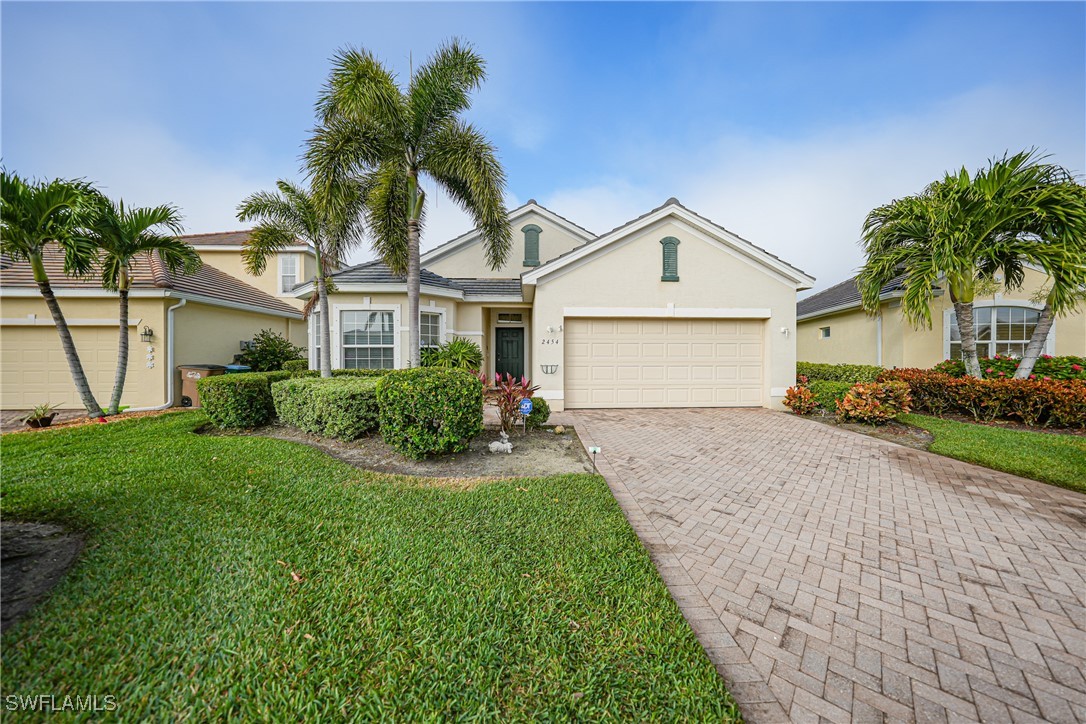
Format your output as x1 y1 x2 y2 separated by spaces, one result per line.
224 365 252 374
177 364 227 407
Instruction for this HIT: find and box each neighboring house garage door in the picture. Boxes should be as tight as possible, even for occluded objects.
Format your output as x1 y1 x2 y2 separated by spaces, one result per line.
564 318 764 408
0 326 119 409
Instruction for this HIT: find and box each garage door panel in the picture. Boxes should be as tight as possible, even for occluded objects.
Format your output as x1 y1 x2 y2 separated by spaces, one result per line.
565 318 764 409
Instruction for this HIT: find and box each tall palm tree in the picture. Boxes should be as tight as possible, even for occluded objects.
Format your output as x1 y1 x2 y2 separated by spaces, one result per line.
0 170 104 416
305 40 511 368
858 151 1086 379
79 195 200 413
237 179 366 377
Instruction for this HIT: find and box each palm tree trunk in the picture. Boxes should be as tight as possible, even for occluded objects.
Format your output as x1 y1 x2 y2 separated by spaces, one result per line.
31 257 104 416
952 300 983 379
316 274 333 377
1014 302 1055 379
407 218 421 368
108 286 130 414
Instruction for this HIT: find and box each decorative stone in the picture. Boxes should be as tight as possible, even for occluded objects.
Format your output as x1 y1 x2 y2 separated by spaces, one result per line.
554 425 565 434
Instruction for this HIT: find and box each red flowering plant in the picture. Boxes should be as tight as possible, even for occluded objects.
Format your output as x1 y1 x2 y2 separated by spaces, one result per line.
487 373 541 432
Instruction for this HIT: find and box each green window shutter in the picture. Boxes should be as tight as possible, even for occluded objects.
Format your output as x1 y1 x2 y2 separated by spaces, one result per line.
660 236 680 281
522 224 541 266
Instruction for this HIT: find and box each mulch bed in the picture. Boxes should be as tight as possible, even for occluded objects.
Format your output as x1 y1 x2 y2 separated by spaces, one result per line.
2 409 183 435
801 413 935 450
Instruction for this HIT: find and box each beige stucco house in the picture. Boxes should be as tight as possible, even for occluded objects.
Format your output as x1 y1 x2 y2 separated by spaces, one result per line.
0 234 308 410
796 268 1086 368
298 198 814 411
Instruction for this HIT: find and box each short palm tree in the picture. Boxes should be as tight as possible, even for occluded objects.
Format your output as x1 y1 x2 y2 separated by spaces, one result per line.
0 170 104 416
305 40 511 368
237 179 366 377
858 151 1086 379
80 195 200 413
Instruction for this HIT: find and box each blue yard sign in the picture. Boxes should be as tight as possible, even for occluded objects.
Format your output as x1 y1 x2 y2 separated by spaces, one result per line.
519 398 534 416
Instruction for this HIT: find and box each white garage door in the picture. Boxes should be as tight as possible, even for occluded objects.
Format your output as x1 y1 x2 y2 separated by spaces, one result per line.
0 326 119 409
564 318 764 408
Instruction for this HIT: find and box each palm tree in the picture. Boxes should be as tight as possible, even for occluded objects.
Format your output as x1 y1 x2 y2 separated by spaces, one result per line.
237 179 366 377
858 151 1086 379
0 170 105 416
305 40 511 368
80 195 200 413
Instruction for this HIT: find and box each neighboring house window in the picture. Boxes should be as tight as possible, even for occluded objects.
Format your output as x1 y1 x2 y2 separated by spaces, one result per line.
279 254 299 294
949 306 1043 359
522 224 541 267
312 311 321 367
819 327 831 339
420 311 443 349
660 237 680 281
341 310 395 369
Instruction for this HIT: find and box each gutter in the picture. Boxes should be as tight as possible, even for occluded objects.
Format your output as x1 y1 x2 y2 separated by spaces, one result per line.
126 298 186 411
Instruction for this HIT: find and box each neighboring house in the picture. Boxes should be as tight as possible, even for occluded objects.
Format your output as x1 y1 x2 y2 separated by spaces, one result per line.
796 268 1086 368
181 230 318 310
0 248 304 409
296 198 814 411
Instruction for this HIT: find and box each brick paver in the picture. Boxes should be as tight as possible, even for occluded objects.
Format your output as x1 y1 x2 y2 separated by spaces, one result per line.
572 408 1086 723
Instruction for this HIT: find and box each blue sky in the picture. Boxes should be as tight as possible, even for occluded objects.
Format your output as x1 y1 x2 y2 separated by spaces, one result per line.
3 1 1084 292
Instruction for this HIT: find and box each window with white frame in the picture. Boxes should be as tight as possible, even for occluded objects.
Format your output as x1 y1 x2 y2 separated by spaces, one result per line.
819 326 831 339
311 311 321 367
949 306 1044 360
279 254 299 294
341 310 395 368
420 311 442 349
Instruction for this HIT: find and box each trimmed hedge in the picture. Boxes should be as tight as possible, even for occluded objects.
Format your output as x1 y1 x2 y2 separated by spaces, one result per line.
526 397 551 429
198 371 289 428
272 377 379 441
931 354 1086 380
880 368 1086 428
376 368 483 459
331 368 392 378
282 359 309 373
808 381 852 413
797 362 883 384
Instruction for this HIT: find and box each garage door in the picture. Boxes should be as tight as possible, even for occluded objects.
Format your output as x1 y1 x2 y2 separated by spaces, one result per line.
0 326 120 409
564 318 764 408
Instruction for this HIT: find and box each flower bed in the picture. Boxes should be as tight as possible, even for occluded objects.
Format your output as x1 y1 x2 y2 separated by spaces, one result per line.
932 354 1086 380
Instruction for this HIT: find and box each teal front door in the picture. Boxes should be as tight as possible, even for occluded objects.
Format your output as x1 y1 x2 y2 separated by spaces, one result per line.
495 327 525 378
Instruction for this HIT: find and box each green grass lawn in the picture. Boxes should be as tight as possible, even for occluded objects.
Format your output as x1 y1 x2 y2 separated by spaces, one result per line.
901 414 1086 493
0 412 738 721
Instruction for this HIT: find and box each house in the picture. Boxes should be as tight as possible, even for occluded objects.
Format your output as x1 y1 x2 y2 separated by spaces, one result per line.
0 244 305 409
296 198 814 411
796 268 1086 368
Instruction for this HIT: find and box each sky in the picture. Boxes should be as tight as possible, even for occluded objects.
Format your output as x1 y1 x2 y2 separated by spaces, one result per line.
3 1 1084 295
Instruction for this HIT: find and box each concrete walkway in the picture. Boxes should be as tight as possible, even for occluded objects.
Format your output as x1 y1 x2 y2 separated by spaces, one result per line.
572 408 1086 723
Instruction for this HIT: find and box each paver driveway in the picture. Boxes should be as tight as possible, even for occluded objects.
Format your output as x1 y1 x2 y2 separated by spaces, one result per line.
573 408 1086 723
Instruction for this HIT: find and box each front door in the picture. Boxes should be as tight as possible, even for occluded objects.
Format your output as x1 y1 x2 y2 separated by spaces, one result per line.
495 327 525 379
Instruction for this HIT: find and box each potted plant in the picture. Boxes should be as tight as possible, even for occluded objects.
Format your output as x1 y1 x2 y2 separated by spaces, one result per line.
22 403 59 428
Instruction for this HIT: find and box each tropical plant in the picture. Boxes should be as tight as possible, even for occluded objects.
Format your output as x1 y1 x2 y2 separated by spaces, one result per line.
237 179 366 378
237 329 304 372
21 402 59 425
305 40 512 368
421 337 483 370
0 170 104 416
78 195 199 414
858 150 1086 380
488 373 540 433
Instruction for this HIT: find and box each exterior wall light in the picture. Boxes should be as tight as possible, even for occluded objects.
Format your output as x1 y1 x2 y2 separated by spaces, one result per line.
140 326 155 343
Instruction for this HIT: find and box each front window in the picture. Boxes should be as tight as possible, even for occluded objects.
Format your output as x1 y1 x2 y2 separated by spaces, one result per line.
950 306 1040 360
420 312 442 349
341 310 395 369
280 254 299 294
312 311 321 367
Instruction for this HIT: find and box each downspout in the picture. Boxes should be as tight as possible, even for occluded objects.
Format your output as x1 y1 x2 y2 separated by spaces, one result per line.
876 311 883 367
126 297 187 411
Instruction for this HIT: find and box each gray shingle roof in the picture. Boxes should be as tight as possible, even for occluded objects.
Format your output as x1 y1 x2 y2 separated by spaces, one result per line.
797 274 907 319
448 278 522 298
327 261 523 299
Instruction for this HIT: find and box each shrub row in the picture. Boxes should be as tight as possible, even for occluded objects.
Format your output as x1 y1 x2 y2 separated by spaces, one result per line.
785 378 911 424
796 361 883 384
931 355 1086 380
377 368 484 460
879 369 1086 428
808 380 852 412
272 377 379 441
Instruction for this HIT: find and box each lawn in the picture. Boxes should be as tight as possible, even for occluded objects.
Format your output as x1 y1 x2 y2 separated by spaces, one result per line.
0 412 738 721
901 413 1086 493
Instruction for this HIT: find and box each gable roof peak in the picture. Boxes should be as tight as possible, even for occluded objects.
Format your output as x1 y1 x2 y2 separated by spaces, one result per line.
664 196 681 206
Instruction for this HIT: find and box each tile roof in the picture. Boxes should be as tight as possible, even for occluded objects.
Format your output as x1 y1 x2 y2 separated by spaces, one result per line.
1 247 301 316
327 260 523 299
447 278 523 298
180 229 308 247
796 273 907 318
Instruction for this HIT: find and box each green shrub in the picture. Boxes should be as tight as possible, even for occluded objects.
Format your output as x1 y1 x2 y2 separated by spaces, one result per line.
330 368 392 378
836 381 912 425
421 337 484 371
238 329 304 372
198 372 280 428
272 377 379 441
282 359 309 373
932 354 1086 380
376 368 483 459
526 397 551 428
797 361 883 383
808 381 853 413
